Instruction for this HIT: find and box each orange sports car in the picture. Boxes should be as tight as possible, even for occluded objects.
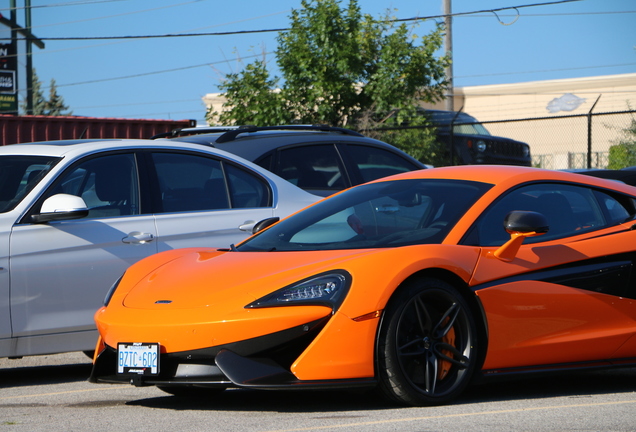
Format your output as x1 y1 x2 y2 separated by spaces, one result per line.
89 165 636 406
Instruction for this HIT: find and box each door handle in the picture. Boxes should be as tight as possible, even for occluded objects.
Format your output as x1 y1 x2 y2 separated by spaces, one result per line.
122 231 155 244
238 220 256 232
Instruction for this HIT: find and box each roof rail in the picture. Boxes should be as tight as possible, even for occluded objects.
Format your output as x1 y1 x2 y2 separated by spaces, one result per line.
215 125 364 144
150 126 239 140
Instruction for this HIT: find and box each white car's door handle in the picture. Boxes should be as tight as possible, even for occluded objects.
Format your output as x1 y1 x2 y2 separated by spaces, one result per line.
122 232 155 244
238 220 256 232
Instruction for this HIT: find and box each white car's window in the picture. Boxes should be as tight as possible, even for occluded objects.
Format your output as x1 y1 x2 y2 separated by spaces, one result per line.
225 164 271 208
151 152 229 212
151 152 272 213
51 153 139 218
0 156 59 213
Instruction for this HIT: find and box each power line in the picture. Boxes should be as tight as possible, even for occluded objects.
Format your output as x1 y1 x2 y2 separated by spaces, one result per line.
1 0 198 13
0 0 128 10
17 0 207 31
52 52 274 89
1 0 587 42
49 56 633 92
456 63 636 81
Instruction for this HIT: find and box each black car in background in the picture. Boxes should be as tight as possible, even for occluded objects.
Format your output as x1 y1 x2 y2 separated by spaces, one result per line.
425 109 532 167
564 166 636 186
154 125 428 196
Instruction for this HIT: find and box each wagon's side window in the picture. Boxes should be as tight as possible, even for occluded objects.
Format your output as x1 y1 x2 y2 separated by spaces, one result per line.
346 144 422 183
276 144 347 192
468 183 608 247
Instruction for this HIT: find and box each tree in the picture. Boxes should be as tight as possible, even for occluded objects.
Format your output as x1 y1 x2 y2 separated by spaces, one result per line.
607 107 636 169
21 69 71 116
27 68 48 115
210 0 449 138
44 78 71 116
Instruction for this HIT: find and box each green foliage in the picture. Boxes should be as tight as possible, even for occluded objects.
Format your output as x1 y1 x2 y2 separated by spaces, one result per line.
210 0 450 164
358 110 448 167
371 126 446 167
212 61 290 125
21 69 71 116
607 113 636 169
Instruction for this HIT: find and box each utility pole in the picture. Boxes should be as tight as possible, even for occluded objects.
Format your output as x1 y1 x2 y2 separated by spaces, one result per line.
25 0 33 114
443 0 454 111
0 1 43 114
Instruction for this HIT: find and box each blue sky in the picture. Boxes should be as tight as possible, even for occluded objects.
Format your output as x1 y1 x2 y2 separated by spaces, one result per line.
5 0 635 124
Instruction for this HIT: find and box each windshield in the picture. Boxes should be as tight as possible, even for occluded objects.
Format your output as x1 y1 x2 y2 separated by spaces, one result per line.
452 123 491 136
239 179 492 252
0 156 61 213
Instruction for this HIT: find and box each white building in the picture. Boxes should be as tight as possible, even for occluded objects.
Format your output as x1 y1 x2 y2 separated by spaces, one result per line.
203 73 636 168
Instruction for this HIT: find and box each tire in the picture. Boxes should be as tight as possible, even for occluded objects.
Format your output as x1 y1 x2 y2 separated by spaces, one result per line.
377 278 478 406
157 385 226 398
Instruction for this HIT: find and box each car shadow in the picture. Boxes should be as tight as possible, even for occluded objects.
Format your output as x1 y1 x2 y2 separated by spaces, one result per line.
461 367 636 404
0 359 92 389
127 367 636 412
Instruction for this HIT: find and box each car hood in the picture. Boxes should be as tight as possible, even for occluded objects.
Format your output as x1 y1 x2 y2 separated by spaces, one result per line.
122 248 377 310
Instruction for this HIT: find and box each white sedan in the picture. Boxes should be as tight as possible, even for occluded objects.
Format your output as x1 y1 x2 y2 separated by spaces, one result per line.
0 138 319 359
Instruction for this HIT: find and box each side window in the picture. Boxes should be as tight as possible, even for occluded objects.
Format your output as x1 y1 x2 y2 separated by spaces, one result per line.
346 145 421 183
151 153 229 213
471 183 607 246
255 153 273 172
225 164 271 208
50 153 139 218
277 145 347 191
593 190 633 224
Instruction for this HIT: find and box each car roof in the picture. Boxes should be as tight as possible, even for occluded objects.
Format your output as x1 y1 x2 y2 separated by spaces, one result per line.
381 164 636 195
162 128 423 165
562 168 636 186
421 109 479 125
0 138 242 158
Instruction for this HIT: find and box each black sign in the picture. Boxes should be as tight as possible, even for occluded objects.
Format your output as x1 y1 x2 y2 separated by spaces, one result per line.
0 69 15 93
0 43 16 71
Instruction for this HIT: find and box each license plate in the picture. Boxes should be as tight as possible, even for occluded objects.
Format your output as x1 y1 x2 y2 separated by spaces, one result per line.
117 343 160 375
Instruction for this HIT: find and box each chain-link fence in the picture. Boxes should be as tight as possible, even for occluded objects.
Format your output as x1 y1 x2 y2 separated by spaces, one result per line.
365 110 636 170
476 110 636 170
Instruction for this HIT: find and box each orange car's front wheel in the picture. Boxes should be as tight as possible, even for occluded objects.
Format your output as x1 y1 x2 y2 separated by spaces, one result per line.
377 278 478 406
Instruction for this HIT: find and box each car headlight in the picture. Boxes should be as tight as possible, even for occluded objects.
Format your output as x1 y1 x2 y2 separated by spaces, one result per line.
246 271 351 310
475 140 487 152
104 274 124 306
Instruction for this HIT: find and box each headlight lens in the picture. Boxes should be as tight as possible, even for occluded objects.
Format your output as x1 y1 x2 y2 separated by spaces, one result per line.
246 271 351 310
103 274 123 306
475 140 487 152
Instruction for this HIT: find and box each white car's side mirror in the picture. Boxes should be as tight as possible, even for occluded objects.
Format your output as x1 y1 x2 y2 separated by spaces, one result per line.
32 194 90 223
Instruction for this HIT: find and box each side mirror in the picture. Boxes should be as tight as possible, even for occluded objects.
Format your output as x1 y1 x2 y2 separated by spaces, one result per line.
252 217 280 234
494 211 548 262
31 194 89 223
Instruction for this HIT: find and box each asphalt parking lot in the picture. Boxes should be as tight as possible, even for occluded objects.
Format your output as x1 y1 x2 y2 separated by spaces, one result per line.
1 352 636 432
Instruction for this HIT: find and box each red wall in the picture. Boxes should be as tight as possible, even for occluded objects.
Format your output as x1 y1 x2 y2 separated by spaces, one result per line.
0 115 196 145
